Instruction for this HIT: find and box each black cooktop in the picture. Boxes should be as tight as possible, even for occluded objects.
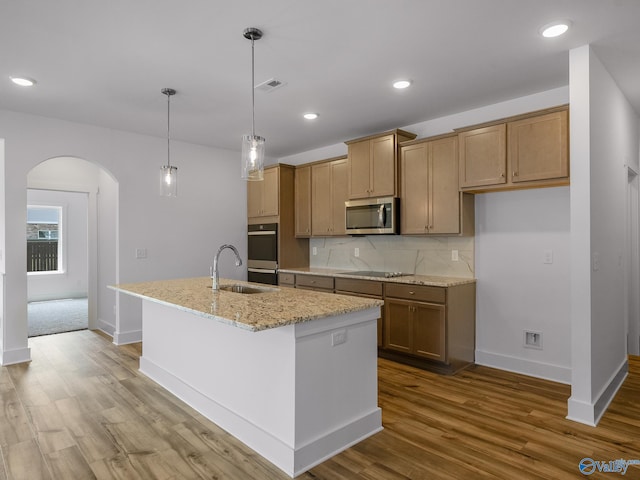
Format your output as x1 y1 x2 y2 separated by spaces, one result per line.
343 270 408 278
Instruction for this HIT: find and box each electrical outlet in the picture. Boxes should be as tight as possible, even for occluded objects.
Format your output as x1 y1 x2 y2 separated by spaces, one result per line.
451 250 459 261
135 248 147 259
543 249 553 264
354 247 360 257
524 330 543 349
312 247 317 256
593 252 600 271
332 329 347 346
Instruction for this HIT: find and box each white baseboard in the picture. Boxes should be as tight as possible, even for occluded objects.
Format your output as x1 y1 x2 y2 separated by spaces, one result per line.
113 329 142 345
96 319 115 336
1 346 31 365
567 358 628 426
475 349 571 384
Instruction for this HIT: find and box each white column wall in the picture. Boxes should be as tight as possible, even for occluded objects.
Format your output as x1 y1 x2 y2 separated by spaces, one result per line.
568 45 639 425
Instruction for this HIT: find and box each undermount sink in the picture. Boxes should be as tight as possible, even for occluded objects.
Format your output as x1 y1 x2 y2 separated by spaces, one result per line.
219 284 277 294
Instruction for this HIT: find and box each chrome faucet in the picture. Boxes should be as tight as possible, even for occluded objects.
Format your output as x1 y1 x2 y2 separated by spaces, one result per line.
211 244 243 290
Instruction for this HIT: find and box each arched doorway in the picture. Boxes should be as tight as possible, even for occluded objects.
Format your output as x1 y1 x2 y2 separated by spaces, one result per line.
26 156 118 335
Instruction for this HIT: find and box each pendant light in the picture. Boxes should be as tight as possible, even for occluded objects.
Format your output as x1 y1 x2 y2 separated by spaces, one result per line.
160 87 178 197
241 27 265 181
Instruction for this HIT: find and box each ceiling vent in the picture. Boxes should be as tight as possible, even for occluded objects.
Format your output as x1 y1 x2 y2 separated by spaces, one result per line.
255 78 287 93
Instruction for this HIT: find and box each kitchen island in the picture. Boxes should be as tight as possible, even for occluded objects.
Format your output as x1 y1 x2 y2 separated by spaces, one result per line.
110 277 383 478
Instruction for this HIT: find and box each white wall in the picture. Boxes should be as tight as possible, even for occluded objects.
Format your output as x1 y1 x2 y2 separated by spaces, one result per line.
568 45 639 425
475 187 571 382
0 109 248 362
281 86 572 382
26 189 89 302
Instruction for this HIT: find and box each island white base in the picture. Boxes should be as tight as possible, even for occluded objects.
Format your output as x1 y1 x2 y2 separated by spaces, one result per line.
138 301 382 477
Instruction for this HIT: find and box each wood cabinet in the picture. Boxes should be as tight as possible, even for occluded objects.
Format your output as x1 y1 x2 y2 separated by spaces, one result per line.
384 298 445 361
345 129 416 199
458 106 569 193
508 110 569 183
335 277 384 347
295 274 334 292
311 157 348 236
247 164 309 269
294 165 311 237
458 124 507 188
400 134 474 235
247 166 279 218
278 272 295 286
382 282 476 374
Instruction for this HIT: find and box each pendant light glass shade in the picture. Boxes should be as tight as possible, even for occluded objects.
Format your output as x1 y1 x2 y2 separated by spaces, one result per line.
241 134 265 180
241 27 265 181
160 87 178 197
160 164 178 196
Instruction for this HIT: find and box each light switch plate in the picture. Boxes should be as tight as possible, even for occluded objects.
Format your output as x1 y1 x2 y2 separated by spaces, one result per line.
451 250 459 261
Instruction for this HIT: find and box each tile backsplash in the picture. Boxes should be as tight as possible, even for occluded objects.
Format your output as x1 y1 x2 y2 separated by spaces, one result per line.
309 235 474 278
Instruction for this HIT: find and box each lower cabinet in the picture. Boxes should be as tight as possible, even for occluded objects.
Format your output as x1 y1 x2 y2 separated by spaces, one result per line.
279 271 476 374
294 273 334 293
381 282 475 374
384 298 445 362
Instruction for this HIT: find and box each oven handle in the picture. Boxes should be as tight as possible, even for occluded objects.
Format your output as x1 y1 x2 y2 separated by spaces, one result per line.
248 267 278 274
248 230 277 236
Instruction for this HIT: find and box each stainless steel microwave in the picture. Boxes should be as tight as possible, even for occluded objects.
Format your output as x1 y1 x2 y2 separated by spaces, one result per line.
345 196 398 235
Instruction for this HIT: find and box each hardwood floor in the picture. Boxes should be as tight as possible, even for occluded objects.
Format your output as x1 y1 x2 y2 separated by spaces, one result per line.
1 330 639 479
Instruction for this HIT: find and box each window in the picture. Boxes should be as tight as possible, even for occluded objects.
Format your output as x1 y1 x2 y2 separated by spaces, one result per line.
27 205 63 273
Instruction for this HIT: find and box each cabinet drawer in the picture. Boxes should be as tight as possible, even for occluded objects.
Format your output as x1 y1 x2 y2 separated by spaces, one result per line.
385 283 446 303
335 278 383 297
295 274 334 291
278 273 295 286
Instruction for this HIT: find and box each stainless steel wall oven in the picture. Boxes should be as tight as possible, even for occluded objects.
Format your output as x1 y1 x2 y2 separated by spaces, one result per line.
247 223 278 285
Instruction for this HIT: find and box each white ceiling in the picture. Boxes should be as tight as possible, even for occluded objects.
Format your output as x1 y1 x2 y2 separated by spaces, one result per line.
2 0 639 159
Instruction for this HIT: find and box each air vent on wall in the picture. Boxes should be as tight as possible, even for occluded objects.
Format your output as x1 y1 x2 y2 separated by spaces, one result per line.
255 78 287 93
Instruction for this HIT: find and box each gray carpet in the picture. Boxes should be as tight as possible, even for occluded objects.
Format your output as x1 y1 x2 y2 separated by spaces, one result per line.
28 298 88 337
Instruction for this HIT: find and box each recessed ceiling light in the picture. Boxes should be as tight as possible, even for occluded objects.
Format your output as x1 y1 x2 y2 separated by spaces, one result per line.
540 21 571 38
303 113 319 120
10 76 37 87
393 80 412 89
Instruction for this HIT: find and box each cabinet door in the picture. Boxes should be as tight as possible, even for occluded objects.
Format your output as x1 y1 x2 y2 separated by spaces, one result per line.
295 166 311 237
348 140 372 199
458 124 506 188
261 168 279 217
413 302 446 361
400 143 429 234
383 299 412 353
370 134 396 197
509 110 568 183
330 159 348 235
429 136 460 234
311 162 332 235
247 180 263 218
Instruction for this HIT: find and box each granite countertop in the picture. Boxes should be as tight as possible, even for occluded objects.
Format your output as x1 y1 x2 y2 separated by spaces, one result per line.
278 267 476 287
110 277 383 332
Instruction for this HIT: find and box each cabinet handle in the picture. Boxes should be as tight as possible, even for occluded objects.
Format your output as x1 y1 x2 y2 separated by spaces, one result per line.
409 291 415 295
310 280 316 284
513 171 518 177
500 173 505 178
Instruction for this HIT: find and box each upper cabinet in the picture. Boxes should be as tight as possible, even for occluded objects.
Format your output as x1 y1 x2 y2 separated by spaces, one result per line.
400 134 474 235
457 106 569 193
345 129 416 199
311 157 348 236
294 165 312 237
247 166 279 219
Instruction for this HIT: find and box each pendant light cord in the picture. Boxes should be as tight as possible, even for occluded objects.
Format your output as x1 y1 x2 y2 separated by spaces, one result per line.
251 34 256 137
166 91 171 168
